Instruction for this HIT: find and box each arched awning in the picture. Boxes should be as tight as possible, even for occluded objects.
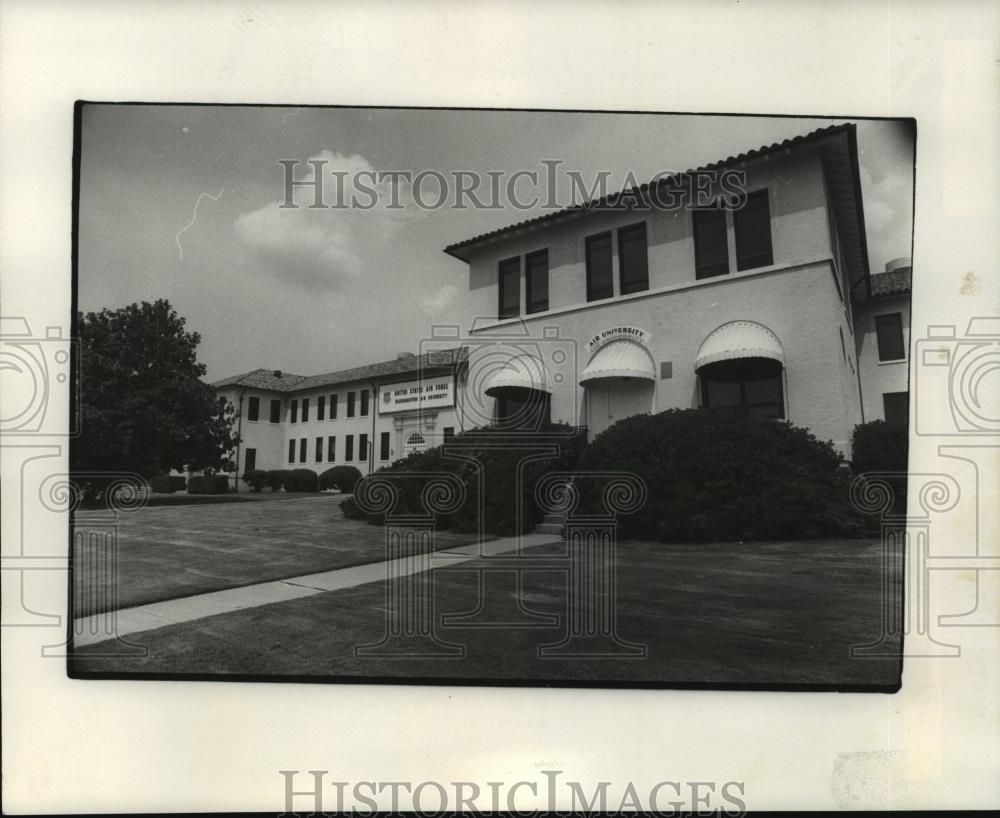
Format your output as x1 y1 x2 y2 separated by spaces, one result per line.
695 321 785 370
580 341 656 385
483 356 552 397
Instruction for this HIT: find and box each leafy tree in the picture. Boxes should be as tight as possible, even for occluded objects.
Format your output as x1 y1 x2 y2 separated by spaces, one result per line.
73 299 238 478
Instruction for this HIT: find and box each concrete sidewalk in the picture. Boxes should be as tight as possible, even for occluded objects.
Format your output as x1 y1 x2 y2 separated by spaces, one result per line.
73 532 562 647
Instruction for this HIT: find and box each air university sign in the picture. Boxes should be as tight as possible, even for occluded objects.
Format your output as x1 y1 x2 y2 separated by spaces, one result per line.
586 326 652 353
379 376 455 414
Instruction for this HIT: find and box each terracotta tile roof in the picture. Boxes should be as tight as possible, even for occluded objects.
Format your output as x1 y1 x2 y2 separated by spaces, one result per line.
444 123 859 262
869 268 912 297
212 347 468 393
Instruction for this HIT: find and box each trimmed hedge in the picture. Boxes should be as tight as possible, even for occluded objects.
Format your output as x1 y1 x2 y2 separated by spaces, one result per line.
266 469 289 491
150 475 186 494
575 408 863 542
187 475 231 495
852 419 909 513
339 495 365 519
283 468 319 492
241 469 268 492
320 465 363 493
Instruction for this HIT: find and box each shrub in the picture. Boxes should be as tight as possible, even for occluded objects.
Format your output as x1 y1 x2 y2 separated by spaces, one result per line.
187 474 231 495
852 419 909 514
319 465 363 493
241 469 268 492
265 469 289 491
339 495 366 519
149 474 186 493
575 408 864 542
283 468 319 492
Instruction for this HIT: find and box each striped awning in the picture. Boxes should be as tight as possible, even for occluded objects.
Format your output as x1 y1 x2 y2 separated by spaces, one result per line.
580 341 656 385
695 321 785 370
483 356 551 396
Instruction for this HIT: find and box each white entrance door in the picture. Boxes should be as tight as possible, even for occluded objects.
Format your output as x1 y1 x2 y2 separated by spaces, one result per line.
587 379 654 438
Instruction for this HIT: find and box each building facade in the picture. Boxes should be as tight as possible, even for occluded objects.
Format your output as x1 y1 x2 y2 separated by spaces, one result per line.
214 123 910 483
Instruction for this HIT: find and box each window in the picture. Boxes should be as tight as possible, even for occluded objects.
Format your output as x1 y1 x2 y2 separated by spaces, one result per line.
875 313 905 361
347 391 356 418
406 432 426 446
301 397 309 422
290 399 298 423
618 222 649 294
498 256 520 318
244 448 256 472
360 389 369 416
330 394 338 419
443 426 455 440
585 232 613 301
246 396 260 422
270 399 281 424
700 358 784 418
734 189 773 271
883 392 909 425
496 392 551 428
317 395 325 421
299 438 307 462
359 433 368 462
345 435 354 461
380 431 390 460
327 435 336 461
288 439 296 463
525 250 549 314
693 207 729 279
315 437 323 463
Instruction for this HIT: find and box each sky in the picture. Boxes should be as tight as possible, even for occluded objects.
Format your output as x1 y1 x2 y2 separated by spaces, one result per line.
77 106 915 381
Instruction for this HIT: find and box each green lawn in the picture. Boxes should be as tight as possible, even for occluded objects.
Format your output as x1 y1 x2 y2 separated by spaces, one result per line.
72 537 902 689
72 495 483 616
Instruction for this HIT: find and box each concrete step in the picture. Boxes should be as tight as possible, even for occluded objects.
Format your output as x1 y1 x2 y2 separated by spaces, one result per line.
542 513 566 525
534 522 564 535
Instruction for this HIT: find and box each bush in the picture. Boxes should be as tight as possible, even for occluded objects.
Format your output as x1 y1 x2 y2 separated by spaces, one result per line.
265 469 289 491
575 408 864 542
149 475 187 494
187 474 231 495
320 465 363 493
356 423 587 536
852 419 909 513
339 495 366 519
283 468 319 492
241 469 268 492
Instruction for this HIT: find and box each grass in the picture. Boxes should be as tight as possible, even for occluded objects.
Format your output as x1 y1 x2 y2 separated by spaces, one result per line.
72 495 484 616
71 537 902 689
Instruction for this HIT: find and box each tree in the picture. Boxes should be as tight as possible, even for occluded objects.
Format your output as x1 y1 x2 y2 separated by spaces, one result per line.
73 299 239 478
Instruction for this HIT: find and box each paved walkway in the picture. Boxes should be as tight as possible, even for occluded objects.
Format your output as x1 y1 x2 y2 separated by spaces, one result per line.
73 532 562 647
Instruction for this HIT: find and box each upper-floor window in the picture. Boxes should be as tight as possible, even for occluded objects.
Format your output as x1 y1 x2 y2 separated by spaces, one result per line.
585 231 613 301
315 436 323 463
525 250 549 314
246 396 260 422
269 399 281 424
693 206 729 279
360 389 370 416
380 431 390 460
330 394 338 419
290 399 298 423
301 397 310 422
618 222 649 295
317 395 325 421
876 313 906 361
347 391 356 417
734 189 773 271
498 256 520 319
359 433 368 461
883 391 909 425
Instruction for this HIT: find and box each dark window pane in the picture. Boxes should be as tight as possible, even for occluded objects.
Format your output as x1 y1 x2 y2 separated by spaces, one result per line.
525 250 549 313
301 398 309 422
701 358 784 418
744 376 781 405
327 436 336 461
876 313 905 361
315 437 323 462
618 222 649 294
290 399 298 423
317 395 325 421
734 189 773 271
498 257 520 318
360 389 369 416
380 432 390 460
586 232 613 301
330 394 338 419
270 399 281 424
443 427 455 440
693 208 729 278
345 435 354 461
347 391 356 417
245 448 256 472
359 434 368 461
883 392 909 424
247 396 260 422
288 439 295 463
299 438 307 462
706 380 741 406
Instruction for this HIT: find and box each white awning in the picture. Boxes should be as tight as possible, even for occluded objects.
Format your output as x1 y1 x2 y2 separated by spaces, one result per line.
580 341 656 385
483 356 551 396
695 321 785 370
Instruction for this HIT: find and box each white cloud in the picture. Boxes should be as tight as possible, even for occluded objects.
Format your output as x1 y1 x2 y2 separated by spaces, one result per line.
234 150 420 291
419 283 458 315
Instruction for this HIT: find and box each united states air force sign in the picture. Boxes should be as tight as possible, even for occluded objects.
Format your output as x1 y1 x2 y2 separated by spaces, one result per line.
379 376 455 414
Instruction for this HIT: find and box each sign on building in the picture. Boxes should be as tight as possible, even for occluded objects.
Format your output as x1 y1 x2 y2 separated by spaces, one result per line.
379 376 455 414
